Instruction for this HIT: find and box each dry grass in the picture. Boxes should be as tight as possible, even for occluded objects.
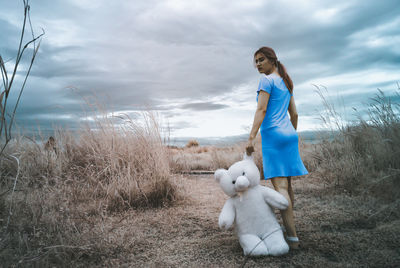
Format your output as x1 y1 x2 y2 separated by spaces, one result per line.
3 173 398 267
185 139 199 148
2 111 180 211
1 88 399 267
305 88 400 200
168 144 243 172
0 109 182 266
168 136 265 176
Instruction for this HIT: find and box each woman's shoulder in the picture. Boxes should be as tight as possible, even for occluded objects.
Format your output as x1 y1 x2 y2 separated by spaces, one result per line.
266 73 283 81
258 74 275 94
260 74 274 84
261 73 282 82
258 74 273 89
260 73 283 88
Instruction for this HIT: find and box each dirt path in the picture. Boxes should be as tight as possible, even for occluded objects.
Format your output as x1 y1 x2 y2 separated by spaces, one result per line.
91 174 399 267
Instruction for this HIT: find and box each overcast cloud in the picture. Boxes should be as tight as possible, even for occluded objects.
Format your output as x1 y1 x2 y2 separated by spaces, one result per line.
1 0 399 139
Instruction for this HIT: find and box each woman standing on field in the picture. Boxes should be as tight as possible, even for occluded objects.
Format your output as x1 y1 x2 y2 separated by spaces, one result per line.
246 46 308 249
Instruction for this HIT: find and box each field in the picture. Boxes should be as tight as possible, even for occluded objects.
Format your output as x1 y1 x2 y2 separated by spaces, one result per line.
1 90 399 267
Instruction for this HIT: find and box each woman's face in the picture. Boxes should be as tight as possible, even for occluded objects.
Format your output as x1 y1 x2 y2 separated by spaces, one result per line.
254 53 274 75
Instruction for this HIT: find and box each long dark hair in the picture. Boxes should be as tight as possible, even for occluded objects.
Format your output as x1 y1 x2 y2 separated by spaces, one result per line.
254 47 293 94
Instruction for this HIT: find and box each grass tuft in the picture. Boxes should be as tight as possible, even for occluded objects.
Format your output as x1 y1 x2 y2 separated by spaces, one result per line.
0 107 181 266
305 87 400 199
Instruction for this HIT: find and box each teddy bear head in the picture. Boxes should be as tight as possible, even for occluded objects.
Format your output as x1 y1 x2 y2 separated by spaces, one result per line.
214 154 260 197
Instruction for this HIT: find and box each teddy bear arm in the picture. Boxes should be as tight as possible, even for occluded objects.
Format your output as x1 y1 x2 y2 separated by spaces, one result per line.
260 187 289 210
218 199 235 230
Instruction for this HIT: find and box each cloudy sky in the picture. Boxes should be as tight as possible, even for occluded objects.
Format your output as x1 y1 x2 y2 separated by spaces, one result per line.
1 0 399 140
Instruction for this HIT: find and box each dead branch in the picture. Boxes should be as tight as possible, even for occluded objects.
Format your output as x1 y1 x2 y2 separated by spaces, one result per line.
0 0 45 156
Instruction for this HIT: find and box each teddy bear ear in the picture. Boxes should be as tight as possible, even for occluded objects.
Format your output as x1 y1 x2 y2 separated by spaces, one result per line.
243 152 254 161
214 169 227 182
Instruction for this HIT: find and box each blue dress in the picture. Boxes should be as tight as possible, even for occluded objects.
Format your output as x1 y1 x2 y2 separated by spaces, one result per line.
256 74 308 180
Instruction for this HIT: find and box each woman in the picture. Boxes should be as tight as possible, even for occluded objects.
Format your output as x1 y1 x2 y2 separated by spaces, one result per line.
246 46 308 249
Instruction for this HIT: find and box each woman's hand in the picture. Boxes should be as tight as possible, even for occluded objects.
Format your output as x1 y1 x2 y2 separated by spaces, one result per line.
246 138 255 156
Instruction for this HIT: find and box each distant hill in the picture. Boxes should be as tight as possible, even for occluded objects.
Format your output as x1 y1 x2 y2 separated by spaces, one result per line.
166 130 337 147
14 128 337 148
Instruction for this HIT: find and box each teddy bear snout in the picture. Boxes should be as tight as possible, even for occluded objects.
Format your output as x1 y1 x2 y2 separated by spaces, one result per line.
235 176 250 192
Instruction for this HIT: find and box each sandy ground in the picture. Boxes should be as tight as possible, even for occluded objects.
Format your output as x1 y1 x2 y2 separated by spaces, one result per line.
77 173 399 267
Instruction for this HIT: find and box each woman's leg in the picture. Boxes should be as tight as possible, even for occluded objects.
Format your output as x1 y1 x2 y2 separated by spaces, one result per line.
271 177 299 248
288 177 294 207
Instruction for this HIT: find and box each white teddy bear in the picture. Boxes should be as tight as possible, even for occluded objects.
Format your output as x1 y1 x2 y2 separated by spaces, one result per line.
214 154 290 256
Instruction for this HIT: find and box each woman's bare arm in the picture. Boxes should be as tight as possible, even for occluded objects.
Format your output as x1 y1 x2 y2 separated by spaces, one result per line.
288 96 298 130
249 91 270 140
246 91 270 155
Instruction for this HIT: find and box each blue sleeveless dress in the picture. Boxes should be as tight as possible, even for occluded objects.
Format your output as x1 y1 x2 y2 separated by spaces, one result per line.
256 74 308 180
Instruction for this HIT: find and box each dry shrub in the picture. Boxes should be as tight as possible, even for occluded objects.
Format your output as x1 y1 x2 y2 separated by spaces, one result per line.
307 87 400 199
2 110 180 211
70 113 179 211
185 139 199 148
0 109 182 266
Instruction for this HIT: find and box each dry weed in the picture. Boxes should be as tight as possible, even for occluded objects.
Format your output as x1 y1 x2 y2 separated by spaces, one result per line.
305 87 400 199
185 139 199 148
0 108 182 266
